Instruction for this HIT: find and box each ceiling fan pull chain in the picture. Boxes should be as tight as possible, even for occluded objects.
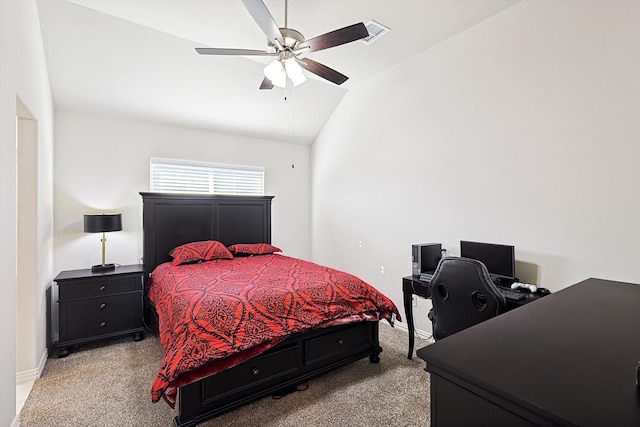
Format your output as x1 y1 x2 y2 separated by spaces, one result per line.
289 82 295 168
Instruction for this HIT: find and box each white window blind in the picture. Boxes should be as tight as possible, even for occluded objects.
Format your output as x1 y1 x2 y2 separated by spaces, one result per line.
150 158 264 196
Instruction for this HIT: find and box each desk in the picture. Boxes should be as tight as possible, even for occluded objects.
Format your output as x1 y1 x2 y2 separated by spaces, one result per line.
402 275 540 359
402 276 430 359
417 278 640 427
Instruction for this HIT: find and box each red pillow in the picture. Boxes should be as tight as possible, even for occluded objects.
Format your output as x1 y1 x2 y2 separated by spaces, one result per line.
227 243 282 256
169 240 233 266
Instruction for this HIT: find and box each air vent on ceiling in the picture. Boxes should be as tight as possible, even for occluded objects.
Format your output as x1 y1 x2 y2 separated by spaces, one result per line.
360 20 390 45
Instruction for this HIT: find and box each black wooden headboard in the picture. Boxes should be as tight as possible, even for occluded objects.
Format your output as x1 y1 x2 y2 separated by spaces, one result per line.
140 192 274 277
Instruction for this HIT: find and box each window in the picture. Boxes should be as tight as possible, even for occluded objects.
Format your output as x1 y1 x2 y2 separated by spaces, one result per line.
150 158 264 196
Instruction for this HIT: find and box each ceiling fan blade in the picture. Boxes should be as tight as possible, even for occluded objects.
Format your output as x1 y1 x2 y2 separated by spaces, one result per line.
241 0 284 45
298 23 368 53
298 58 349 86
259 77 274 90
196 48 274 56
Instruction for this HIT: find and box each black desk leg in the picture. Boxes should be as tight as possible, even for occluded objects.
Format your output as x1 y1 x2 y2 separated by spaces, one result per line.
404 289 415 359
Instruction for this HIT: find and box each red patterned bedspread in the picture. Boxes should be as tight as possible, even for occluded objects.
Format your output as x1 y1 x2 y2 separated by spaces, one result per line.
147 254 400 405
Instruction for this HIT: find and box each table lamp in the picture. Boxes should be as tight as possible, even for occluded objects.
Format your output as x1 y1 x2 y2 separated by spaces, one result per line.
83 213 122 272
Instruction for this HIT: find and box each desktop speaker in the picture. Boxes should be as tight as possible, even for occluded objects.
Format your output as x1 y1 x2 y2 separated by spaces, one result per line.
412 243 442 278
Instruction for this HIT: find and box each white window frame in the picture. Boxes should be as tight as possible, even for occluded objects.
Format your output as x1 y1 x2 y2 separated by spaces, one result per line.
150 158 265 196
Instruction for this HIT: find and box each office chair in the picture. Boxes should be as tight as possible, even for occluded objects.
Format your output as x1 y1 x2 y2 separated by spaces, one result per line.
428 257 507 340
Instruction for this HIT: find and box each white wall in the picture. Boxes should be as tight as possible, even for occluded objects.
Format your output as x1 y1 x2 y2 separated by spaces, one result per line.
311 0 640 335
54 109 311 271
0 1 54 425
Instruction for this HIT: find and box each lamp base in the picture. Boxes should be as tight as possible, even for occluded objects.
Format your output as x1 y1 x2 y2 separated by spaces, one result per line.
91 263 116 273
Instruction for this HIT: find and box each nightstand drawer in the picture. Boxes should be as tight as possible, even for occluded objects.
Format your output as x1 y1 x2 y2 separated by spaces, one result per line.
63 293 142 341
62 275 141 300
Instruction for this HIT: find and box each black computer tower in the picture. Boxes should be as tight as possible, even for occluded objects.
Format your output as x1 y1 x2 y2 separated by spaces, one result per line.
412 243 442 277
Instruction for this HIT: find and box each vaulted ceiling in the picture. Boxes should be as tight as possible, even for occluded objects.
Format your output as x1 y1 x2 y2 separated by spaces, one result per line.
37 0 519 144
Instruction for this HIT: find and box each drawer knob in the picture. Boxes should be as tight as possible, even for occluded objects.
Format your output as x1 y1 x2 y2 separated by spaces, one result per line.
336 338 344 345
251 367 260 376
99 285 106 291
100 303 106 309
100 321 106 327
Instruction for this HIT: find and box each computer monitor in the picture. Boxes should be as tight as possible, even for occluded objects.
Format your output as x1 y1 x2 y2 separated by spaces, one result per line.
460 240 515 282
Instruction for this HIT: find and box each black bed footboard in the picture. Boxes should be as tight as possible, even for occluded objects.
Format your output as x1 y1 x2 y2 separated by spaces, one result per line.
174 321 381 427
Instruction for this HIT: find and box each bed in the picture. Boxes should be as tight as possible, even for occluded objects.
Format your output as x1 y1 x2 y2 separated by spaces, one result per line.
141 192 399 427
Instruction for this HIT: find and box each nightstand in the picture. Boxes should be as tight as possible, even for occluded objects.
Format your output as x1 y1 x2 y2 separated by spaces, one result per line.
54 264 146 357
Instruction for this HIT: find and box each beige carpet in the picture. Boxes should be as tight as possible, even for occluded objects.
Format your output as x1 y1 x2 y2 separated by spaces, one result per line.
21 324 431 426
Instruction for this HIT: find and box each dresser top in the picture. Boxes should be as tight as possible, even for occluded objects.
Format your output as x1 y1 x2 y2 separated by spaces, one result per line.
54 264 144 281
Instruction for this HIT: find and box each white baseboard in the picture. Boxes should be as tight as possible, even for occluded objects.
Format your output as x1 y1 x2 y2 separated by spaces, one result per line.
392 320 432 340
16 347 48 384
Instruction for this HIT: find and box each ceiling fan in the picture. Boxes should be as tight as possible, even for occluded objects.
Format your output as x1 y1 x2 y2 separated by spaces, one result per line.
196 0 369 89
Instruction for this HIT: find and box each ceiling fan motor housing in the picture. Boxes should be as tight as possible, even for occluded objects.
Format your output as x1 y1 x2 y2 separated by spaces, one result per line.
269 28 305 52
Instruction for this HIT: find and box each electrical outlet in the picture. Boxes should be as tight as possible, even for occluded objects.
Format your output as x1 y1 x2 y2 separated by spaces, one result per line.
412 295 418 307
380 266 385 274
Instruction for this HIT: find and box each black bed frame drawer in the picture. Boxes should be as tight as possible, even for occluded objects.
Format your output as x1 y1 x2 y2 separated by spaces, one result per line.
304 322 372 365
202 345 300 403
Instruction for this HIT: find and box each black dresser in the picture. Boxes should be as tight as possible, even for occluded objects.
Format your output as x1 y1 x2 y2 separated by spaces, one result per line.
418 278 640 426
54 264 145 357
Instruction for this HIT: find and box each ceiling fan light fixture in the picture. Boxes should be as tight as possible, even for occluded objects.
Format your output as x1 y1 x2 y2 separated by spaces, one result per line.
264 59 287 88
264 59 283 80
285 58 306 87
272 70 287 88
